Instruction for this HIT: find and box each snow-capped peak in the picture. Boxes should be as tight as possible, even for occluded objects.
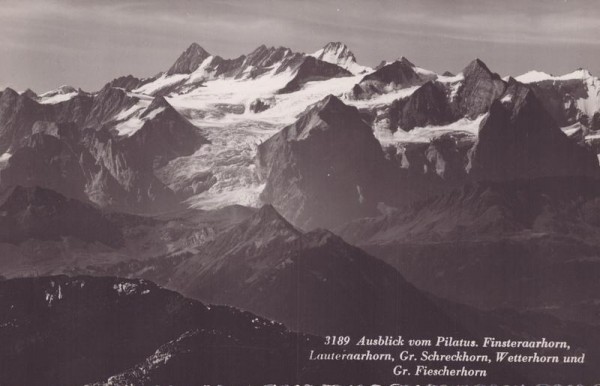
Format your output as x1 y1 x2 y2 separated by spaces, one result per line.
37 85 80 104
39 85 77 97
311 42 369 75
516 68 594 84
515 70 553 83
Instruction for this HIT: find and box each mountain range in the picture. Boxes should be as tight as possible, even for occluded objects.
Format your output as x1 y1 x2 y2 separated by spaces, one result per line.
3 41 599 229
3 40 600 384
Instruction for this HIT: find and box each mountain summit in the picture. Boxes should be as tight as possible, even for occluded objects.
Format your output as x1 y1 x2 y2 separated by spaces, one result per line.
167 43 211 75
311 42 368 74
257 95 390 229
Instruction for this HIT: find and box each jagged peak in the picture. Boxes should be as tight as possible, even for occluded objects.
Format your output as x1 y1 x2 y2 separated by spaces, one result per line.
249 44 292 55
383 58 415 71
140 96 173 118
244 204 300 235
22 88 37 98
313 94 349 112
489 82 543 121
248 44 268 55
322 41 348 49
184 42 210 56
1 87 19 98
167 43 212 75
147 95 172 109
398 56 415 67
57 85 77 93
463 58 493 77
442 71 455 77
318 41 354 57
255 204 286 222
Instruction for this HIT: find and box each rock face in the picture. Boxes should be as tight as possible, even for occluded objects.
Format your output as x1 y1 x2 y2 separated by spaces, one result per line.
166 43 211 75
454 59 507 118
0 88 50 153
249 98 273 113
278 56 352 93
469 82 599 181
366 58 507 133
85 85 138 128
1 125 179 214
351 58 422 98
104 75 145 91
124 96 209 168
389 80 454 131
0 87 208 214
81 126 182 213
256 95 390 229
518 69 600 129
0 186 123 247
0 128 94 202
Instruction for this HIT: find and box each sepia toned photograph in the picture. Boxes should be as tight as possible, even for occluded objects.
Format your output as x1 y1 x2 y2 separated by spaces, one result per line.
0 0 599 384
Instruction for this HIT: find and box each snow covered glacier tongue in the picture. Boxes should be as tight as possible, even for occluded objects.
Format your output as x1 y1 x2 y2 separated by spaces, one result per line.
156 120 280 209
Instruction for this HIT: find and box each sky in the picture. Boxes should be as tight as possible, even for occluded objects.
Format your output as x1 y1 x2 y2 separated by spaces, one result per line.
1 0 599 92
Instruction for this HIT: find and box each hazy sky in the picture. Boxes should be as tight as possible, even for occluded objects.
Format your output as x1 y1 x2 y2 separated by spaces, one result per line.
1 0 599 92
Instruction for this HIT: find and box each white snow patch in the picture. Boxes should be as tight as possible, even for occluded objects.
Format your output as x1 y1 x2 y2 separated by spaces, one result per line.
562 122 584 137
377 115 485 146
516 69 594 83
114 102 147 121
113 282 139 295
143 106 165 120
413 66 438 79
576 74 600 118
38 92 77 104
310 47 370 75
114 104 164 137
438 73 464 101
134 73 189 95
356 185 364 204
114 117 145 137
347 85 420 109
515 70 553 83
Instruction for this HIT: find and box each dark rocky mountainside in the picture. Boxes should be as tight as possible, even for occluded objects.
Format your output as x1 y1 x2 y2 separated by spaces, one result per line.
256 95 391 229
0 88 52 153
0 186 123 247
389 80 454 131
376 59 506 133
124 96 209 168
469 81 599 181
0 91 208 213
0 186 258 279
279 56 352 93
337 177 600 325
0 275 373 386
168 204 466 337
525 69 600 130
166 43 211 75
352 58 423 99
455 59 507 119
